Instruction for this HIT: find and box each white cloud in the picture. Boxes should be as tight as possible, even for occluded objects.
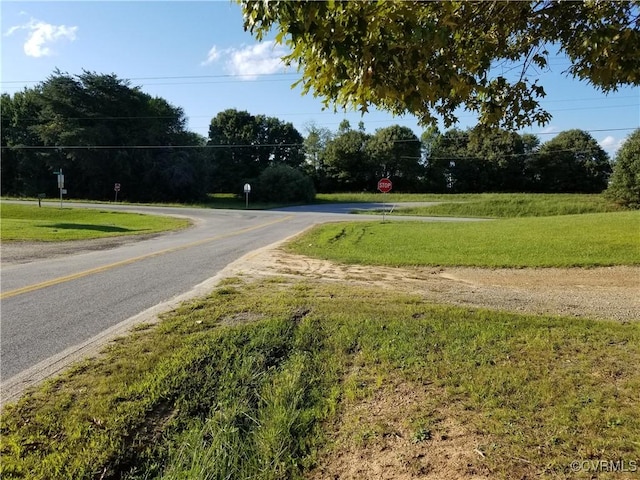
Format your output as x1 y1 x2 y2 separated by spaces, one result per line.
599 135 624 155
200 41 289 79
4 25 23 36
4 18 78 58
227 42 287 79
200 45 220 66
599 135 617 148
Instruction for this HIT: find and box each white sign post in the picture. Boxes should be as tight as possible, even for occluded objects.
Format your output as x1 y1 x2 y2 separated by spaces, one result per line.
243 183 251 209
54 168 64 208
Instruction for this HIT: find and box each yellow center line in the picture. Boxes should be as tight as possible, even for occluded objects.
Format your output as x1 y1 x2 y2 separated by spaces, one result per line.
0 215 294 300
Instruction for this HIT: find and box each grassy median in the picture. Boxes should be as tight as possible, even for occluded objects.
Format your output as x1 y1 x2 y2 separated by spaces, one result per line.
0 203 190 241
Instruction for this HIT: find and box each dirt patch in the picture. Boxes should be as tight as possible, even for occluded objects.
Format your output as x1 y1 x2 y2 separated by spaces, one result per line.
308 381 493 480
0 235 161 265
224 249 640 323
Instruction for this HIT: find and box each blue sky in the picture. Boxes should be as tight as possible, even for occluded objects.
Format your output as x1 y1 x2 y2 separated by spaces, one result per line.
2 1 638 157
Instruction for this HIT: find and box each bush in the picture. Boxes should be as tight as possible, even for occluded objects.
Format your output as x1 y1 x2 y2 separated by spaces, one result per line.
254 165 316 203
606 129 640 208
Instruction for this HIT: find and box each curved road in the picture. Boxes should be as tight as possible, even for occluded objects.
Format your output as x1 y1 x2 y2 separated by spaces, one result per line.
1 203 483 403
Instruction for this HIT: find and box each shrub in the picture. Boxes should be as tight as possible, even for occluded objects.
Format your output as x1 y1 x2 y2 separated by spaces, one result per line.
254 165 316 203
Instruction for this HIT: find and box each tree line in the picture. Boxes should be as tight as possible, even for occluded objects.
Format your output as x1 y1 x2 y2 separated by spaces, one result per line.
307 121 615 195
1 71 636 205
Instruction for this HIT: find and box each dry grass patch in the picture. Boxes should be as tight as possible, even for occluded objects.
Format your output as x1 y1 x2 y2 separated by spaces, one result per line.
308 379 493 480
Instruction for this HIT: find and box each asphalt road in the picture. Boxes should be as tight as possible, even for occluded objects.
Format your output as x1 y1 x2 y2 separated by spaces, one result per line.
1 202 485 397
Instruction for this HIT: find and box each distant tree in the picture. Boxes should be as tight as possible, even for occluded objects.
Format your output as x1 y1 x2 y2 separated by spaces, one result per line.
323 123 373 191
1 91 49 196
533 130 611 192
241 1 639 129
337 119 351 134
606 129 640 208
366 125 423 191
520 133 542 190
208 109 258 192
521 133 541 155
420 126 445 192
207 109 304 193
254 114 305 170
446 146 493 194
303 121 334 192
466 128 529 191
303 121 332 171
429 128 470 192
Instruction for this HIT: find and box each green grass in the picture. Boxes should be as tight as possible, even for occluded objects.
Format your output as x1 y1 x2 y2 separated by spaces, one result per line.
389 193 626 218
5 193 625 216
0 203 190 242
318 192 620 208
320 193 624 217
1 278 638 479
315 192 457 203
286 211 640 268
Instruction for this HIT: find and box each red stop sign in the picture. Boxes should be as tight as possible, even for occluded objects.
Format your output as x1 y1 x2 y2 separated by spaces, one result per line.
378 178 392 193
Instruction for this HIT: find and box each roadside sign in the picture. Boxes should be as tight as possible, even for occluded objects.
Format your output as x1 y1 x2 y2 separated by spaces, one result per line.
114 183 121 192
378 178 392 193
54 168 64 208
243 183 251 193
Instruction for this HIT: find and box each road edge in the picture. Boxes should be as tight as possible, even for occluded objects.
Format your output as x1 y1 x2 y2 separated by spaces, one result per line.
0 234 301 408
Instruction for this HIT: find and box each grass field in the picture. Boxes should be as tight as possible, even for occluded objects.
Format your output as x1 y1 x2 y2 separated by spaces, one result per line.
318 193 625 217
0 203 190 241
1 278 638 479
380 193 624 217
286 211 640 268
1 194 638 479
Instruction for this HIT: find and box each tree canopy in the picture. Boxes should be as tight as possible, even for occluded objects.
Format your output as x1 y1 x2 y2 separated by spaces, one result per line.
207 109 306 193
606 129 640 208
240 0 640 129
1 71 207 202
533 129 611 193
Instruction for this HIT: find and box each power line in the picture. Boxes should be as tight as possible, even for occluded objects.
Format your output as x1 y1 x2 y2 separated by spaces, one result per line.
0 72 299 85
525 127 637 135
1 143 305 150
14 103 636 124
3 128 635 151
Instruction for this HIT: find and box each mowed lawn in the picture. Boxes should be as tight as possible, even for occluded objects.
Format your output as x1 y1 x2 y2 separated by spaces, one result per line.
0 203 190 241
286 211 640 267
